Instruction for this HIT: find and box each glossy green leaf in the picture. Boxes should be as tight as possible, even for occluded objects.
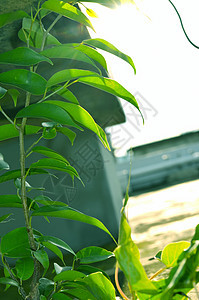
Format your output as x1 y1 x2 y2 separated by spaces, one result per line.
42 127 57 139
34 195 68 207
76 265 110 280
47 69 97 87
0 87 7 99
31 205 116 242
0 168 48 184
7 89 20 107
54 263 72 274
0 124 41 142
76 246 114 264
18 18 61 48
0 227 31 258
32 146 69 165
34 249 49 275
74 43 107 71
16 257 34 280
15 103 82 130
41 45 98 71
30 158 80 179
56 126 76 145
37 235 75 255
0 47 52 66
0 277 19 287
0 213 13 224
54 270 85 282
75 272 116 300
0 153 9 171
39 278 54 297
114 212 157 293
42 241 64 264
83 38 136 73
52 293 72 300
0 11 29 28
50 85 79 104
161 241 190 268
42 0 94 30
0 69 47 95
0 195 22 208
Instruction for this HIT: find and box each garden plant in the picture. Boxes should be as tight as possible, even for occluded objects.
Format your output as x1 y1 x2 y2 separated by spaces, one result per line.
0 0 198 299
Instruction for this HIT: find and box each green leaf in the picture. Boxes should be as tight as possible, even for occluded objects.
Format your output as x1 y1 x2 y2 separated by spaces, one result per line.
46 69 141 116
0 277 19 287
15 103 83 130
114 212 157 293
0 153 9 171
42 127 57 139
34 195 68 207
76 265 110 280
42 0 94 30
52 293 72 300
18 18 61 48
32 146 69 165
86 8 98 18
76 246 114 264
50 85 79 104
54 263 71 274
0 168 48 184
0 124 41 142
7 89 20 107
0 47 52 66
39 278 54 297
0 213 13 224
32 205 116 243
75 272 116 300
54 270 85 282
30 158 80 179
16 257 34 281
0 227 31 258
0 11 29 28
41 45 98 71
0 87 7 99
56 126 76 145
34 249 49 275
42 241 64 264
83 38 136 73
161 241 191 268
0 69 47 95
0 195 22 208
37 235 75 255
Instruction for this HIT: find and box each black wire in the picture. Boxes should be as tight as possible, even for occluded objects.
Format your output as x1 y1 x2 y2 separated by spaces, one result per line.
168 0 199 49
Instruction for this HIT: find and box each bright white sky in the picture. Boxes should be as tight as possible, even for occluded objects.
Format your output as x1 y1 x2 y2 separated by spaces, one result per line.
82 0 199 156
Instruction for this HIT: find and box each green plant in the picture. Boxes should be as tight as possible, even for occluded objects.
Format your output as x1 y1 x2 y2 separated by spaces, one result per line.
0 1 198 300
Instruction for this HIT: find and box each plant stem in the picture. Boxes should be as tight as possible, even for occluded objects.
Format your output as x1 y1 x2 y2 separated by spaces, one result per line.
115 263 131 300
149 267 167 280
19 92 40 300
0 107 20 129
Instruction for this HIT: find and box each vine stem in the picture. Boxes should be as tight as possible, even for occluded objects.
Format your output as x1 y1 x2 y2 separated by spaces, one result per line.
115 263 131 300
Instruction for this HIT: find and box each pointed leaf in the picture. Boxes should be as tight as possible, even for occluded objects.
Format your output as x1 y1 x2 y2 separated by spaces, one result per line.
0 277 19 287
0 227 31 258
0 168 49 184
56 126 76 145
0 154 9 171
76 265 110 279
0 69 47 95
8 89 20 107
34 249 49 275
50 85 79 104
86 8 98 18
0 214 13 224
16 257 34 280
42 241 64 263
42 0 94 30
54 263 72 274
0 87 7 99
18 18 61 48
54 270 85 282
0 195 22 208
0 47 52 66
83 38 136 73
114 212 157 293
15 103 82 130
32 205 116 242
42 127 57 139
76 246 114 264
41 45 98 71
30 158 80 179
161 241 191 268
37 235 75 255
0 124 41 142
0 11 29 28
32 146 69 165
34 195 68 207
